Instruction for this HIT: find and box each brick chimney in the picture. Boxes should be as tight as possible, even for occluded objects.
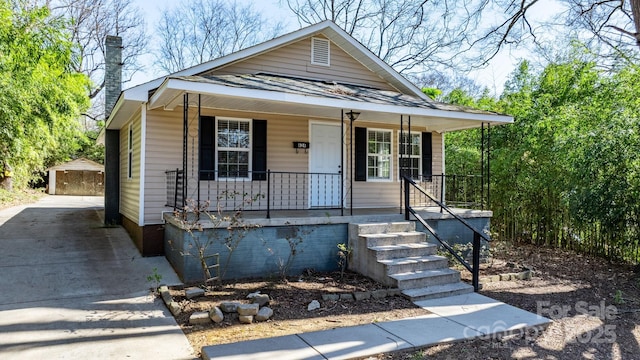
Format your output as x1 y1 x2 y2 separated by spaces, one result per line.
104 35 122 226
105 35 122 118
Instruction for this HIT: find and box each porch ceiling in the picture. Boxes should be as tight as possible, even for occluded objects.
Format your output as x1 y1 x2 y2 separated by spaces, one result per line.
148 74 513 132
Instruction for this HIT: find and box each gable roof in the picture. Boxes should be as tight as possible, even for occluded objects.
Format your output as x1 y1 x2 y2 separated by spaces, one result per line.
47 158 104 172
106 20 431 130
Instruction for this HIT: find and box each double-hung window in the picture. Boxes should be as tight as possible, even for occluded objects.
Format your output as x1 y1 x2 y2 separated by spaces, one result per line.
200 117 266 181
398 132 421 179
217 118 251 179
367 129 392 181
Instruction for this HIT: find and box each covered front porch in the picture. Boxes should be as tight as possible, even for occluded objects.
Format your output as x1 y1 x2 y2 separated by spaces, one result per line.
151 73 508 289
153 74 506 217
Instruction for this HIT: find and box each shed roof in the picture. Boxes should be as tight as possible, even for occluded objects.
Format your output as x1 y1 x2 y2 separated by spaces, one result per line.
47 158 104 172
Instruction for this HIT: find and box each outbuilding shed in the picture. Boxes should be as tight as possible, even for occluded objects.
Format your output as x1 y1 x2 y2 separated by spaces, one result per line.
47 158 104 196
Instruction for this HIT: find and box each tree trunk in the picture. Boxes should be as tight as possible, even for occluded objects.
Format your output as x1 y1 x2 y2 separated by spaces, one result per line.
0 163 12 191
633 0 640 47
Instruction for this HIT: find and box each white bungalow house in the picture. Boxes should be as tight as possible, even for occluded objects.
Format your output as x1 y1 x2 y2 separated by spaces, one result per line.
103 21 511 292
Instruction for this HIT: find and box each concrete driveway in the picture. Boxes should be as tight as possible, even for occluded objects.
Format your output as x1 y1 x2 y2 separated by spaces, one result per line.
0 196 194 359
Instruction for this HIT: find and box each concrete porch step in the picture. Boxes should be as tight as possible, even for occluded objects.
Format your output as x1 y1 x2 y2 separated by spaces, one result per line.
402 282 474 301
361 231 425 247
379 255 449 274
390 268 461 289
369 242 438 260
351 222 415 235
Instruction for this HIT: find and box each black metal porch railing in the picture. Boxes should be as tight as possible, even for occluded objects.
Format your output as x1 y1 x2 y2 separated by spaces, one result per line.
408 174 487 210
165 169 184 209
403 175 492 292
166 169 342 218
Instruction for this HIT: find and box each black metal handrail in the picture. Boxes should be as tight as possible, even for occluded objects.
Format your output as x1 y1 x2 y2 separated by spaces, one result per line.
403 175 491 291
409 174 487 210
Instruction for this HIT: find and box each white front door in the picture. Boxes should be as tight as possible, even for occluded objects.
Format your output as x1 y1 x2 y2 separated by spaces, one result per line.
309 123 342 208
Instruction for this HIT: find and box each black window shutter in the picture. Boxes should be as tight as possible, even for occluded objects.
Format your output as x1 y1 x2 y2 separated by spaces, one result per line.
355 127 367 181
199 116 216 180
422 132 432 179
252 119 267 180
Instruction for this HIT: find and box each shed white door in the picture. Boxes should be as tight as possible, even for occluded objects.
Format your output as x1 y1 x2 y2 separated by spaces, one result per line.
309 123 342 208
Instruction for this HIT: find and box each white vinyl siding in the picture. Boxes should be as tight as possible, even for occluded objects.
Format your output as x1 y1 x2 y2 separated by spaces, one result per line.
120 115 140 224
210 35 395 91
141 108 445 222
142 109 310 225
344 123 442 208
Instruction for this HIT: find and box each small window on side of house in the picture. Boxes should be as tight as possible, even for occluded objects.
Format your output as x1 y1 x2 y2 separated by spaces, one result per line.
311 37 330 66
127 124 133 179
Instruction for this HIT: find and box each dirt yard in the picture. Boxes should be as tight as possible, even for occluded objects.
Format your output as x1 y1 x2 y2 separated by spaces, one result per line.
166 242 640 360
168 271 429 357
380 243 640 360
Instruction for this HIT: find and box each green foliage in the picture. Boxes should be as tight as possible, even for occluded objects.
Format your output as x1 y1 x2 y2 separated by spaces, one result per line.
336 243 353 280
421 87 442 100
0 188 44 208
146 267 163 292
0 1 90 188
445 52 640 264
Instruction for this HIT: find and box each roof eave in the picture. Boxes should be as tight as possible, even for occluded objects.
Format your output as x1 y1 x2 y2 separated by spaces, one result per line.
149 77 513 129
104 87 147 131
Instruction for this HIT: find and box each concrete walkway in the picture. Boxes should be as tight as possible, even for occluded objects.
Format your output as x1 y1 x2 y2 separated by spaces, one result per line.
0 196 194 359
201 293 550 360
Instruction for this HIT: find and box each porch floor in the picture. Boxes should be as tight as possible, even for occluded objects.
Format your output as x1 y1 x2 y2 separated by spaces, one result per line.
178 206 493 228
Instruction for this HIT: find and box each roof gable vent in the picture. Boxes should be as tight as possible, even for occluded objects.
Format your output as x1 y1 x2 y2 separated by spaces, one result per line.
311 37 330 66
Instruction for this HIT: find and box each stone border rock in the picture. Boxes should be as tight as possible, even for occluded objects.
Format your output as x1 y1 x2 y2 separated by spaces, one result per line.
158 286 275 325
158 285 182 317
321 288 402 302
480 269 533 284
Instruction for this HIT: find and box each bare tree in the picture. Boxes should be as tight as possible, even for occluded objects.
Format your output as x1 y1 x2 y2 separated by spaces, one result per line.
284 0 484 74
563 0 640 61
155 0 285 74
44 0 148 126
286 0 640 77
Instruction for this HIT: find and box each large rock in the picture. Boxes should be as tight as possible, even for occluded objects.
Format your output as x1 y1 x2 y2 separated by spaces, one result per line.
251 294 271 307
185 287 205 299
239 315 254 324
322 294 340 301
371 289 388 299
160 289 173 305
353 291 371 301
168 301 182 316
209 307 224 323
237 303 259 316
340 293 354 301
220 302 240 313
189 312 211 325
255 307 274 322
307 300 320 311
